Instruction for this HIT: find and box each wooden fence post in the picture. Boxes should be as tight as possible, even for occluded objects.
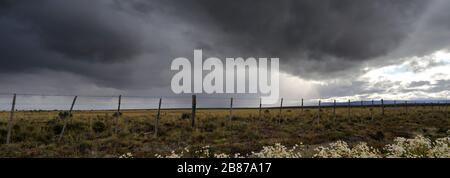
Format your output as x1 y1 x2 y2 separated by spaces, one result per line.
278 98 283 123
301 98 304 112
117 95 122 111
191 95 196 128
370 99 374 120
58 96 77 142
381 99 384 116
114 95 122 134
333 99 336 121
259 98 262 119
154 98 162 137
229 97 233 121
347 99 351 120
318 100 321 123
6 94 16 144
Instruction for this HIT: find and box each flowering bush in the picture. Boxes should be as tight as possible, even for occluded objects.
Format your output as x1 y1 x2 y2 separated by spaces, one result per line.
194 145 211 158
314 141 352 158
213 153 230 158
250 143 302 158
351 143 381 158
385 135 449 158
213 153 244 158
150 135 449 158
314 141 380 158
314 135 449 158
155 147 189 158
428 137 450 158
119 152 133 158
155 151 184 158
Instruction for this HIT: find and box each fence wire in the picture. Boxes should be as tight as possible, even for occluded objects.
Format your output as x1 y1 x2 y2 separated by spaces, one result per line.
0 93 448 111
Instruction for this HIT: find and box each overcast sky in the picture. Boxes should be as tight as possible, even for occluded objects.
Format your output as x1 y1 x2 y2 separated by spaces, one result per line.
1 0 450 109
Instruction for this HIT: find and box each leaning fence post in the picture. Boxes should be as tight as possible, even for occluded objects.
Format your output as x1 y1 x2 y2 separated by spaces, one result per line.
114 95 122 134
154 98 162 137
191 95 196 128
58 96 77 142
381 99 385 116
6 94 16 144
278 98 283 123
259 98 262 119
229 97 233 121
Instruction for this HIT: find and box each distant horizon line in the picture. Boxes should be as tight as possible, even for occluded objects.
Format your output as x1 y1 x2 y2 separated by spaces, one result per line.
0 101 448 112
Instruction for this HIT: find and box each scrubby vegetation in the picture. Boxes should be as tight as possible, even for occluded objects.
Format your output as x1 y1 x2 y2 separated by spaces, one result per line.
153 135 449 158
0 105 449 158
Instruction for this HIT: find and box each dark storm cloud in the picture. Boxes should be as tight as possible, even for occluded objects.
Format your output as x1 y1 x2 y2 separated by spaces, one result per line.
0 0 449 97
185 0 432 79
0 0 168 92
1 0 146 64
391 0 450 58
194 0 424 59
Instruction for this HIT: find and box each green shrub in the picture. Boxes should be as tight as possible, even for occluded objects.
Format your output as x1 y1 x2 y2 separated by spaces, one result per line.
52 124 63 135
58 111 72 119
180 113 190 120
67 121 86 131
112 112 122 117
92 121 106 133
78 141 93 153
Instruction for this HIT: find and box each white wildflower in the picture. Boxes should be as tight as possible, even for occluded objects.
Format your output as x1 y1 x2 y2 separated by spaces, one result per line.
314 141 380 158
350 143 381 158
213 153 230 158
428 137 450 158
119 152 133 158
385 135 432 158
250 143 302 158
194 145 211 158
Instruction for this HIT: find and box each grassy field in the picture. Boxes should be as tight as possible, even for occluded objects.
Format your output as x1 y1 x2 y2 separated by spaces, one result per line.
0 105 449 157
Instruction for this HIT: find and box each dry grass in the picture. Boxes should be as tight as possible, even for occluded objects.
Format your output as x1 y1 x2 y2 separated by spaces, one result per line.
0 105 448 157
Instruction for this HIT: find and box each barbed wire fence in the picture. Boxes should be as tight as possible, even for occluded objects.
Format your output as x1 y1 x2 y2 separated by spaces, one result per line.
0 92 448 144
